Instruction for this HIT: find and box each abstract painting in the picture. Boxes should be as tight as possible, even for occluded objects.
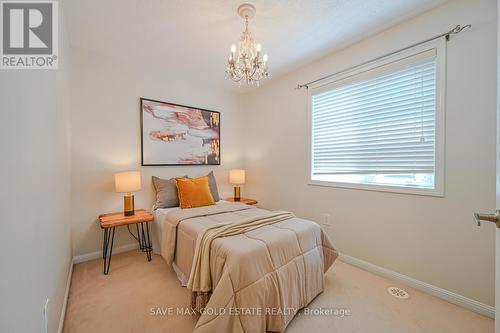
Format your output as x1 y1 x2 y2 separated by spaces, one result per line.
141 98 220 166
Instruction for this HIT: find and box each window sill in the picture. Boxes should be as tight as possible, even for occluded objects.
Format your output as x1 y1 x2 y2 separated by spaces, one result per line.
308 180 444 197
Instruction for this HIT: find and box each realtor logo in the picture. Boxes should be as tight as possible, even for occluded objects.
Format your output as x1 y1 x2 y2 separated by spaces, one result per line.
1 1 58 69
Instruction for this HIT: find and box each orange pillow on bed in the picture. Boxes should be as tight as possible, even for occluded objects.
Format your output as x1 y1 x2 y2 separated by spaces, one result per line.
176 176 215 209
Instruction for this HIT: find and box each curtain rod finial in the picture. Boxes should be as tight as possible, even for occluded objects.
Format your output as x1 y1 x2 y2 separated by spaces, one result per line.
451 24 472 34
446 24 471 41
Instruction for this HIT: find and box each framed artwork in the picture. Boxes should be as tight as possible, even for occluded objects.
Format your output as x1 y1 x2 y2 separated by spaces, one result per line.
140 98 220 166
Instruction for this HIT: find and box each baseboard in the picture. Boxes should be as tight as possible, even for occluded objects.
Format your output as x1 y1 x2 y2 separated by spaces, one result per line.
72 243 139 264
58 260 73 333
338 253 495 318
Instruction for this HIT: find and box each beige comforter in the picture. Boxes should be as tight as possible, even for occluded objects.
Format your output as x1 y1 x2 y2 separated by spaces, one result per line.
162 203 337 333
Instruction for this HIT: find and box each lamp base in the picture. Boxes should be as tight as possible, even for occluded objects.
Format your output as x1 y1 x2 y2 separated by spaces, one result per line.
124 194 135 216
233 186 241 201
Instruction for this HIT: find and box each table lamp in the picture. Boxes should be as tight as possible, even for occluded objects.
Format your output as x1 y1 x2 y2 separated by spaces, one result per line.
114 171 141 216
229 169 245 201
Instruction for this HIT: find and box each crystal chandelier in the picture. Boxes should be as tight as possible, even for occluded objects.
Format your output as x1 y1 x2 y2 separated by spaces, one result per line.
225 3 269 86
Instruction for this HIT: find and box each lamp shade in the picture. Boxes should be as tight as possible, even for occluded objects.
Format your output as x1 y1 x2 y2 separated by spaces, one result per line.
114 171 142 193
229 169 245 185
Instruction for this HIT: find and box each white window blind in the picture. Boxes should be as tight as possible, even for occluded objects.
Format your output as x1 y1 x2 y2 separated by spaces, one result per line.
310 50 440 191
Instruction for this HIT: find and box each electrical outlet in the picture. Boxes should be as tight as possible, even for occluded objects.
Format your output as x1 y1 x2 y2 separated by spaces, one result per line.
322 213 331 227
43 299 49 333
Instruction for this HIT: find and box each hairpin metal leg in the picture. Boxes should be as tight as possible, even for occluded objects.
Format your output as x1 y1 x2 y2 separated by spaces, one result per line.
139 223 145 254
102 228 108 259
136 224 144 250
139 222 152 262
145 222 152 261
102 227 115 275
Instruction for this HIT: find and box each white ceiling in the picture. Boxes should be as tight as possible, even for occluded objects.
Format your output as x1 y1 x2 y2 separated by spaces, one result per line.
66 0 448 93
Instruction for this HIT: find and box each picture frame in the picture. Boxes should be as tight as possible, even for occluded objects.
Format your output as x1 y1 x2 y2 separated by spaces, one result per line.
140 98 221 166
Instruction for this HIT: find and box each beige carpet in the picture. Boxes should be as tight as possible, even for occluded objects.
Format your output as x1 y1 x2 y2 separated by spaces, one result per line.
63 251 493 333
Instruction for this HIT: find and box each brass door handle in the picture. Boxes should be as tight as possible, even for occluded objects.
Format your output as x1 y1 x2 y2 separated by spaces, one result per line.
474 210 500 227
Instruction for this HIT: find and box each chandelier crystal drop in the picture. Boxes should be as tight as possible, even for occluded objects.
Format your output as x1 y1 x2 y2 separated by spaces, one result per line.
225 3 269 86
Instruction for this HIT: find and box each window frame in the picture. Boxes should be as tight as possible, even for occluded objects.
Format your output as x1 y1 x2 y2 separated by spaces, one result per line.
307 39 446 197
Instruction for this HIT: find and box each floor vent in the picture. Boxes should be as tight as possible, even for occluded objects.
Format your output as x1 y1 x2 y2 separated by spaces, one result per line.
387 286 409 299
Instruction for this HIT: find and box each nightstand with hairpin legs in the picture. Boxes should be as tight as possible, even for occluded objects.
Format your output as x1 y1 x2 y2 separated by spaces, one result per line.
98 209 154 275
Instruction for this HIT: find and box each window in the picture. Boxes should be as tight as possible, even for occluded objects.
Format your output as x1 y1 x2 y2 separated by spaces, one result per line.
309 42 444 196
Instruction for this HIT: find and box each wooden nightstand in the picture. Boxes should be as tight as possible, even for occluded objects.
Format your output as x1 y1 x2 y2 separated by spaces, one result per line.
224 197 258 205
98 209 154 275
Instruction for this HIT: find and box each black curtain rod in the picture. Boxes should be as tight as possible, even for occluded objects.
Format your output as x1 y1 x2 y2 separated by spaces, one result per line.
296 24 471 90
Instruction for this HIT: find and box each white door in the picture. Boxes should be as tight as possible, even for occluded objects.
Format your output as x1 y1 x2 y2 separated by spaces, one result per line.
474 6 500 331
497 7 500 332
474 209 499 331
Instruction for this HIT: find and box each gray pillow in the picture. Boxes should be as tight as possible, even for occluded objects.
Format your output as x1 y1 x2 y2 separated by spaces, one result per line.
152 176 186 209
206 171 220 202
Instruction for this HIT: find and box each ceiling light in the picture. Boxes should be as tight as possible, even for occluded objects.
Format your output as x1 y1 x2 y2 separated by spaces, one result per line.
225 3 269 86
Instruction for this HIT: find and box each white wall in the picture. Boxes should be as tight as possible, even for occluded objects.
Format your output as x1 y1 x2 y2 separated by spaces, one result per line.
241 0 496 306
69 47 244 256
0 1 72 332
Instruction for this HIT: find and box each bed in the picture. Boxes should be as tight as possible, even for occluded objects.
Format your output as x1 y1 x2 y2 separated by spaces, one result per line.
153 201 337 333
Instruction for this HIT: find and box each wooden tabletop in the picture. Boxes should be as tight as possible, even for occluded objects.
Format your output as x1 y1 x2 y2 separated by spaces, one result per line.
224 197 258 205
98 209 154 228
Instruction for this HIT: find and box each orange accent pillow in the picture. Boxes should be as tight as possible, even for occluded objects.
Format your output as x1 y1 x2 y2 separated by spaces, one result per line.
176 176 215 209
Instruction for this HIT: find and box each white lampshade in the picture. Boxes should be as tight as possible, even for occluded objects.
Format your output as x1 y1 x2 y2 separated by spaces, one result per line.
115 171 142 193
229 169 245 185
